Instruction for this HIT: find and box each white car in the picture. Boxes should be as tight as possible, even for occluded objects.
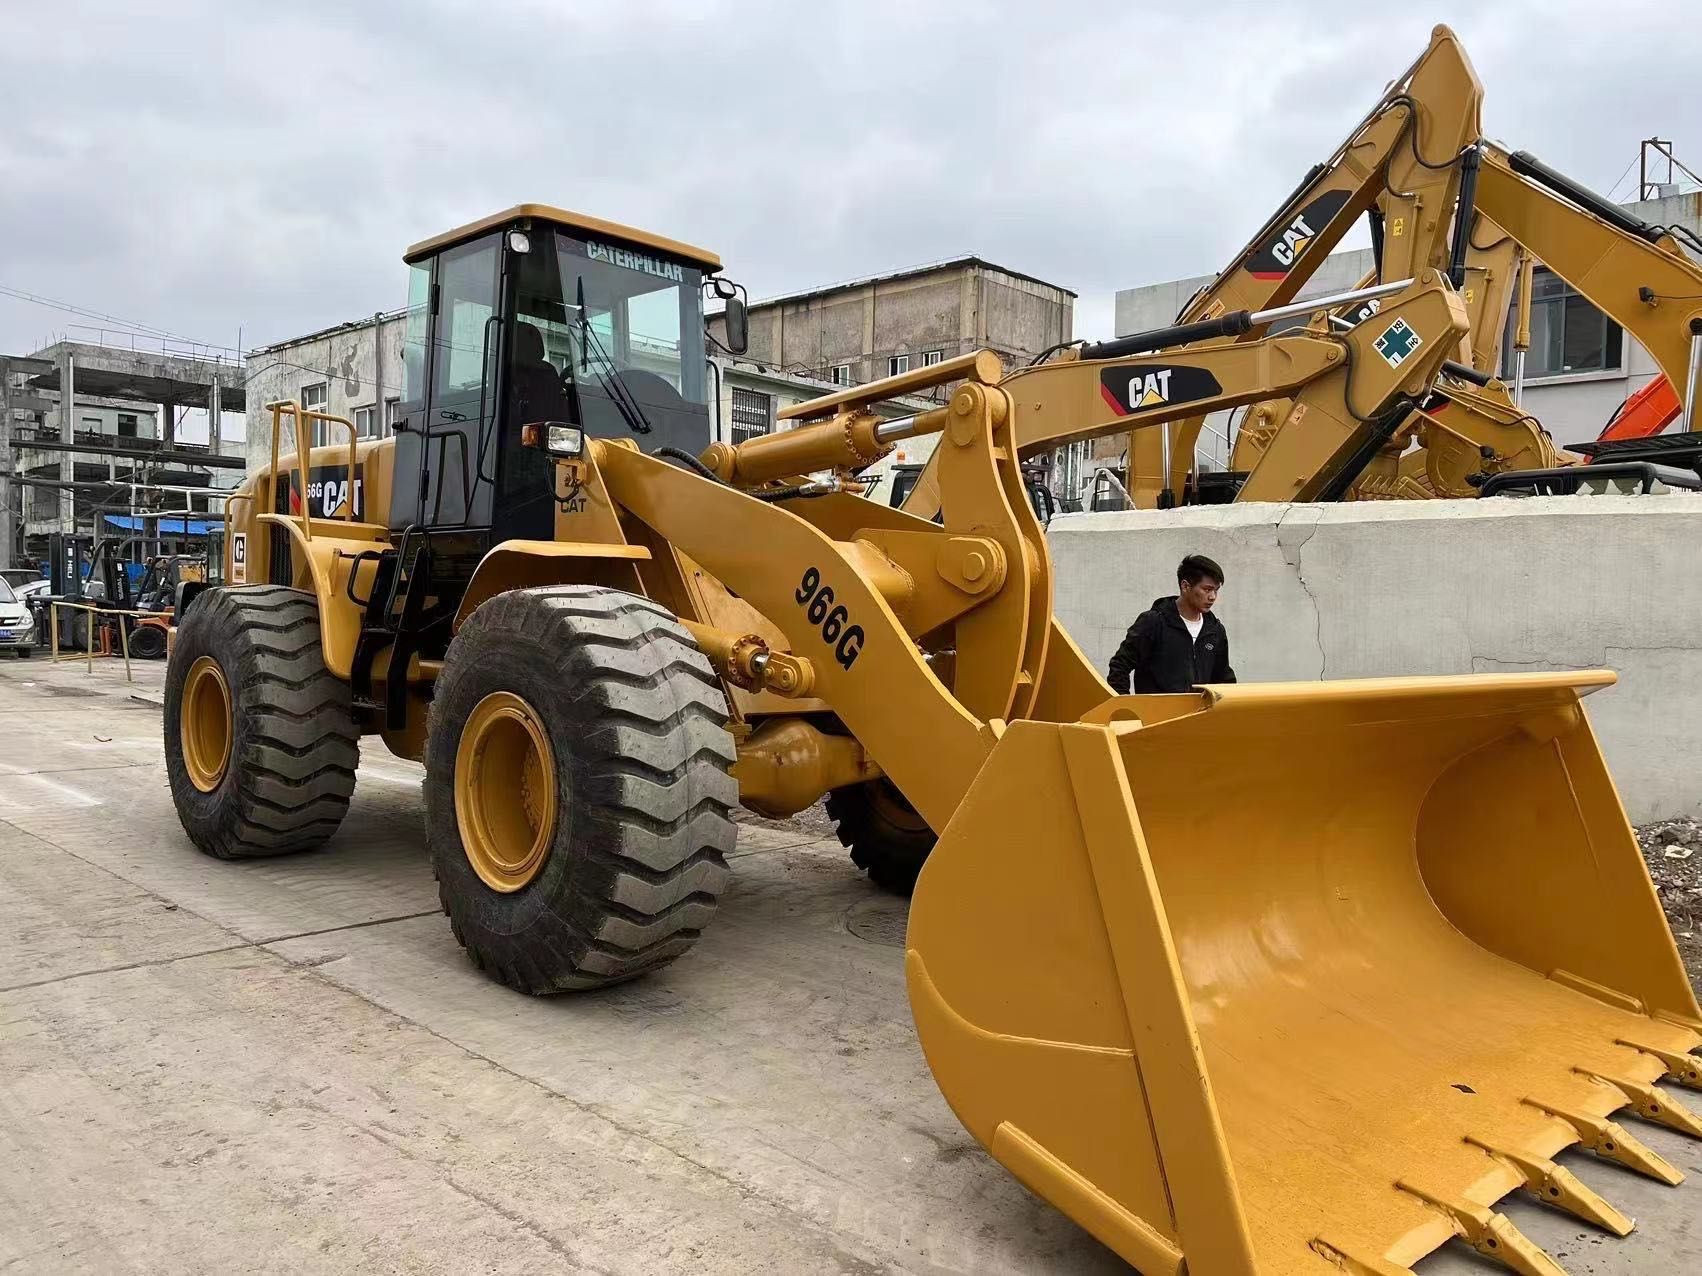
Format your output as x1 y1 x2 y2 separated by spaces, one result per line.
0 578 36 655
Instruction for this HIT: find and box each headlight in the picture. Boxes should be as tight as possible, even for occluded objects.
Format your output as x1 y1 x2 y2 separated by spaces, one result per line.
520 422 586 456
547 424 585 456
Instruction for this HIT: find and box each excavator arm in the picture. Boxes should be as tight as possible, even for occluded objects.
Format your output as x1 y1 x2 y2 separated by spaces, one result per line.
1123 23 1482 506
897 24 1483 521
1242 143 1702 497
1475 142 1702 435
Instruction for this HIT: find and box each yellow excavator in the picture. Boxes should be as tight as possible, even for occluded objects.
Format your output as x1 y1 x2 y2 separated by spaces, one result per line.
896 24 1559 519
163 205 1699 1273
903 25 1702 516
1231 144 1702 501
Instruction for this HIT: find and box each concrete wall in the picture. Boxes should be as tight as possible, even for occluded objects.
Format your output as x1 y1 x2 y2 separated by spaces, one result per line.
1049 495 1702 822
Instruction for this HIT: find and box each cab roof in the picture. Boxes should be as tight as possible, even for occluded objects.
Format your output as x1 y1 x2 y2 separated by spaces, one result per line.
404 204 722 272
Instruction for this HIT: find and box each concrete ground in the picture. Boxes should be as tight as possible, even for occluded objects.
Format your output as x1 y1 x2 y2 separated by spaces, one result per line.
0 654 1698 1274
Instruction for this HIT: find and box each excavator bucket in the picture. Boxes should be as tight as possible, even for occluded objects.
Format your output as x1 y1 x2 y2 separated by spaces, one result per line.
907 672 1702 1275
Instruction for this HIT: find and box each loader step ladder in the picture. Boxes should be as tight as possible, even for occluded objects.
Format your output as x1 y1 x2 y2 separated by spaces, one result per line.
348 526 433 727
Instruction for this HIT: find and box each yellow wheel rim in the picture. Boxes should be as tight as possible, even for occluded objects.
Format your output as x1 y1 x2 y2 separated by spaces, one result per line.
181 655 233 792
454 691 558 892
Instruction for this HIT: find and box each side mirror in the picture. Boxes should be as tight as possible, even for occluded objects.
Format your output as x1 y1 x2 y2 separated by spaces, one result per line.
723 294 749 355
709 277 750 356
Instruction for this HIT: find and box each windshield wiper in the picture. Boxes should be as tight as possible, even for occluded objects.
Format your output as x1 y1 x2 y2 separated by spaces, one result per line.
574 278 653 436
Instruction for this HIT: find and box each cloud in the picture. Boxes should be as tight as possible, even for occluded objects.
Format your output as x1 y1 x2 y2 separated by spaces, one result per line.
1 0 1696 361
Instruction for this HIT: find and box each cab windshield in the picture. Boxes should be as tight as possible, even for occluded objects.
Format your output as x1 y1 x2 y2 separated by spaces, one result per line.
510 232 709 454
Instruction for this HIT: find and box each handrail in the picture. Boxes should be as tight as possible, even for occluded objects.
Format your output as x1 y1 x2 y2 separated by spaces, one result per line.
264 400 360 543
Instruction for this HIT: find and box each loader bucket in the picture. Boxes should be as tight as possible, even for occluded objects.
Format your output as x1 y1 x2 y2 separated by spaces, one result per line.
907 673 1702 1276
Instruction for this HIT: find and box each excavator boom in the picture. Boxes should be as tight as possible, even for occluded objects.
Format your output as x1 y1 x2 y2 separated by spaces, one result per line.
1124 23 1482 506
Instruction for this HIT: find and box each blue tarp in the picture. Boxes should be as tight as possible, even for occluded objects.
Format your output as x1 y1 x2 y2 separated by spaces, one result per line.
102 514 216 535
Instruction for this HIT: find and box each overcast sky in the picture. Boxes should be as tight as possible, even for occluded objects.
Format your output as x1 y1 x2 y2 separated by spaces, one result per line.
2 0 1699 378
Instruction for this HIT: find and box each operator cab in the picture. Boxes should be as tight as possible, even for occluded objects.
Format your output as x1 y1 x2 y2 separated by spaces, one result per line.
390 205 745 543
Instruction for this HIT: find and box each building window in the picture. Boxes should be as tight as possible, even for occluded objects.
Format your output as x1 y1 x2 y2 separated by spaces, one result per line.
888 354 911 377
354 405 378 438
922 349 944 367
385 396 402 429
730 387 773 445
80 415 103 432
830 364 853 387
302 382 330 444
1503 268 1623 379
117 413 138 438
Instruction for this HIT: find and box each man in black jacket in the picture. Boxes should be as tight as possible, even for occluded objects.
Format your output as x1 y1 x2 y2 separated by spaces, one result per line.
1107 554 1235 693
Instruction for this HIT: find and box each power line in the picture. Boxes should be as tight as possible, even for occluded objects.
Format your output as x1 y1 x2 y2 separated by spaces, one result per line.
1603 151 1641 204
0 283 223 350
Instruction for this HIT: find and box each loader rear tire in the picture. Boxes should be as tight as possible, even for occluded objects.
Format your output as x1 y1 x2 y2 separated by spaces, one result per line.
827 778 935 896
164 585 359 859
425 585 738 993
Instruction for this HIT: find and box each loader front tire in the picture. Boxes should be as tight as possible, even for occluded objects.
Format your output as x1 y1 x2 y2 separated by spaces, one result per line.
426 586 738 993
164 586 359 858
827 778 935 896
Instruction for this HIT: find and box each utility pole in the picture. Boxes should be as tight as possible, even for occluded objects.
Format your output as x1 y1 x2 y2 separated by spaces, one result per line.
208 372 221 456
0 359 12 569
58 350 75 535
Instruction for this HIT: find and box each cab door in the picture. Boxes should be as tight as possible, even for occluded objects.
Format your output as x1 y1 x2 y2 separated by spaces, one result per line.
390 235 502 532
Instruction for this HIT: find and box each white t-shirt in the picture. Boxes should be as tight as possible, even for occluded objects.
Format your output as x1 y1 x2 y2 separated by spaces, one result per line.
1181 611 1204 642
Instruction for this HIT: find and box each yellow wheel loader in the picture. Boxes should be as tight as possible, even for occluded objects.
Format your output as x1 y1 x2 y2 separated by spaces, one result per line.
164 207 1702 1274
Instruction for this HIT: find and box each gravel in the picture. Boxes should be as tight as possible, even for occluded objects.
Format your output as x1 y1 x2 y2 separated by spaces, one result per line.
1636 818 1702 986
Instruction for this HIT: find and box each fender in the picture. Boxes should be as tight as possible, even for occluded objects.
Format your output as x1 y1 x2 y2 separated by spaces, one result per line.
452 539 652 629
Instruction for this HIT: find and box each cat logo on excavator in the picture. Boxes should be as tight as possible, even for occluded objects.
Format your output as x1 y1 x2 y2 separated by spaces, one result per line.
1100 364 1225 417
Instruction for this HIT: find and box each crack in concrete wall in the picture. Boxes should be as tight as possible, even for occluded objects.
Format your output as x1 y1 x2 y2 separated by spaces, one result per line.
1275 506 1326 679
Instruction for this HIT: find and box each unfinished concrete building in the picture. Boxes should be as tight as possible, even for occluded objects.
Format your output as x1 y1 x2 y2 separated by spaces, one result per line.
0 342 245 572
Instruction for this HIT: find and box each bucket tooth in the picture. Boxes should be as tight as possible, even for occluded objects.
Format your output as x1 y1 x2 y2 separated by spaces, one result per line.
1616 1037 1702 1090
1523 1097 1684 1184
1576 1068 1702 1139
1395 1183 1567 1276
1310 1238 1416 1276
1464 1135 1633 1236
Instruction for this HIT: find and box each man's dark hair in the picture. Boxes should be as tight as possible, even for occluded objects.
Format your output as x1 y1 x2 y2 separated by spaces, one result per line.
1178 554 1225 587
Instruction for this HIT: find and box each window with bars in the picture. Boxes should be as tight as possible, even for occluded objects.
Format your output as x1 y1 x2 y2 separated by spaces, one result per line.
302 382 329 445
730 387 773 445
1502 268 1624 379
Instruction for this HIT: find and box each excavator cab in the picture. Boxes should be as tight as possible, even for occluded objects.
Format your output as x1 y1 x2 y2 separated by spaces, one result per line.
389 206 740 543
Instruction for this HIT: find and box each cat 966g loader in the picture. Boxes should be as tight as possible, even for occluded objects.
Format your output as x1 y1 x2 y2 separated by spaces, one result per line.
164 206 1701 1274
